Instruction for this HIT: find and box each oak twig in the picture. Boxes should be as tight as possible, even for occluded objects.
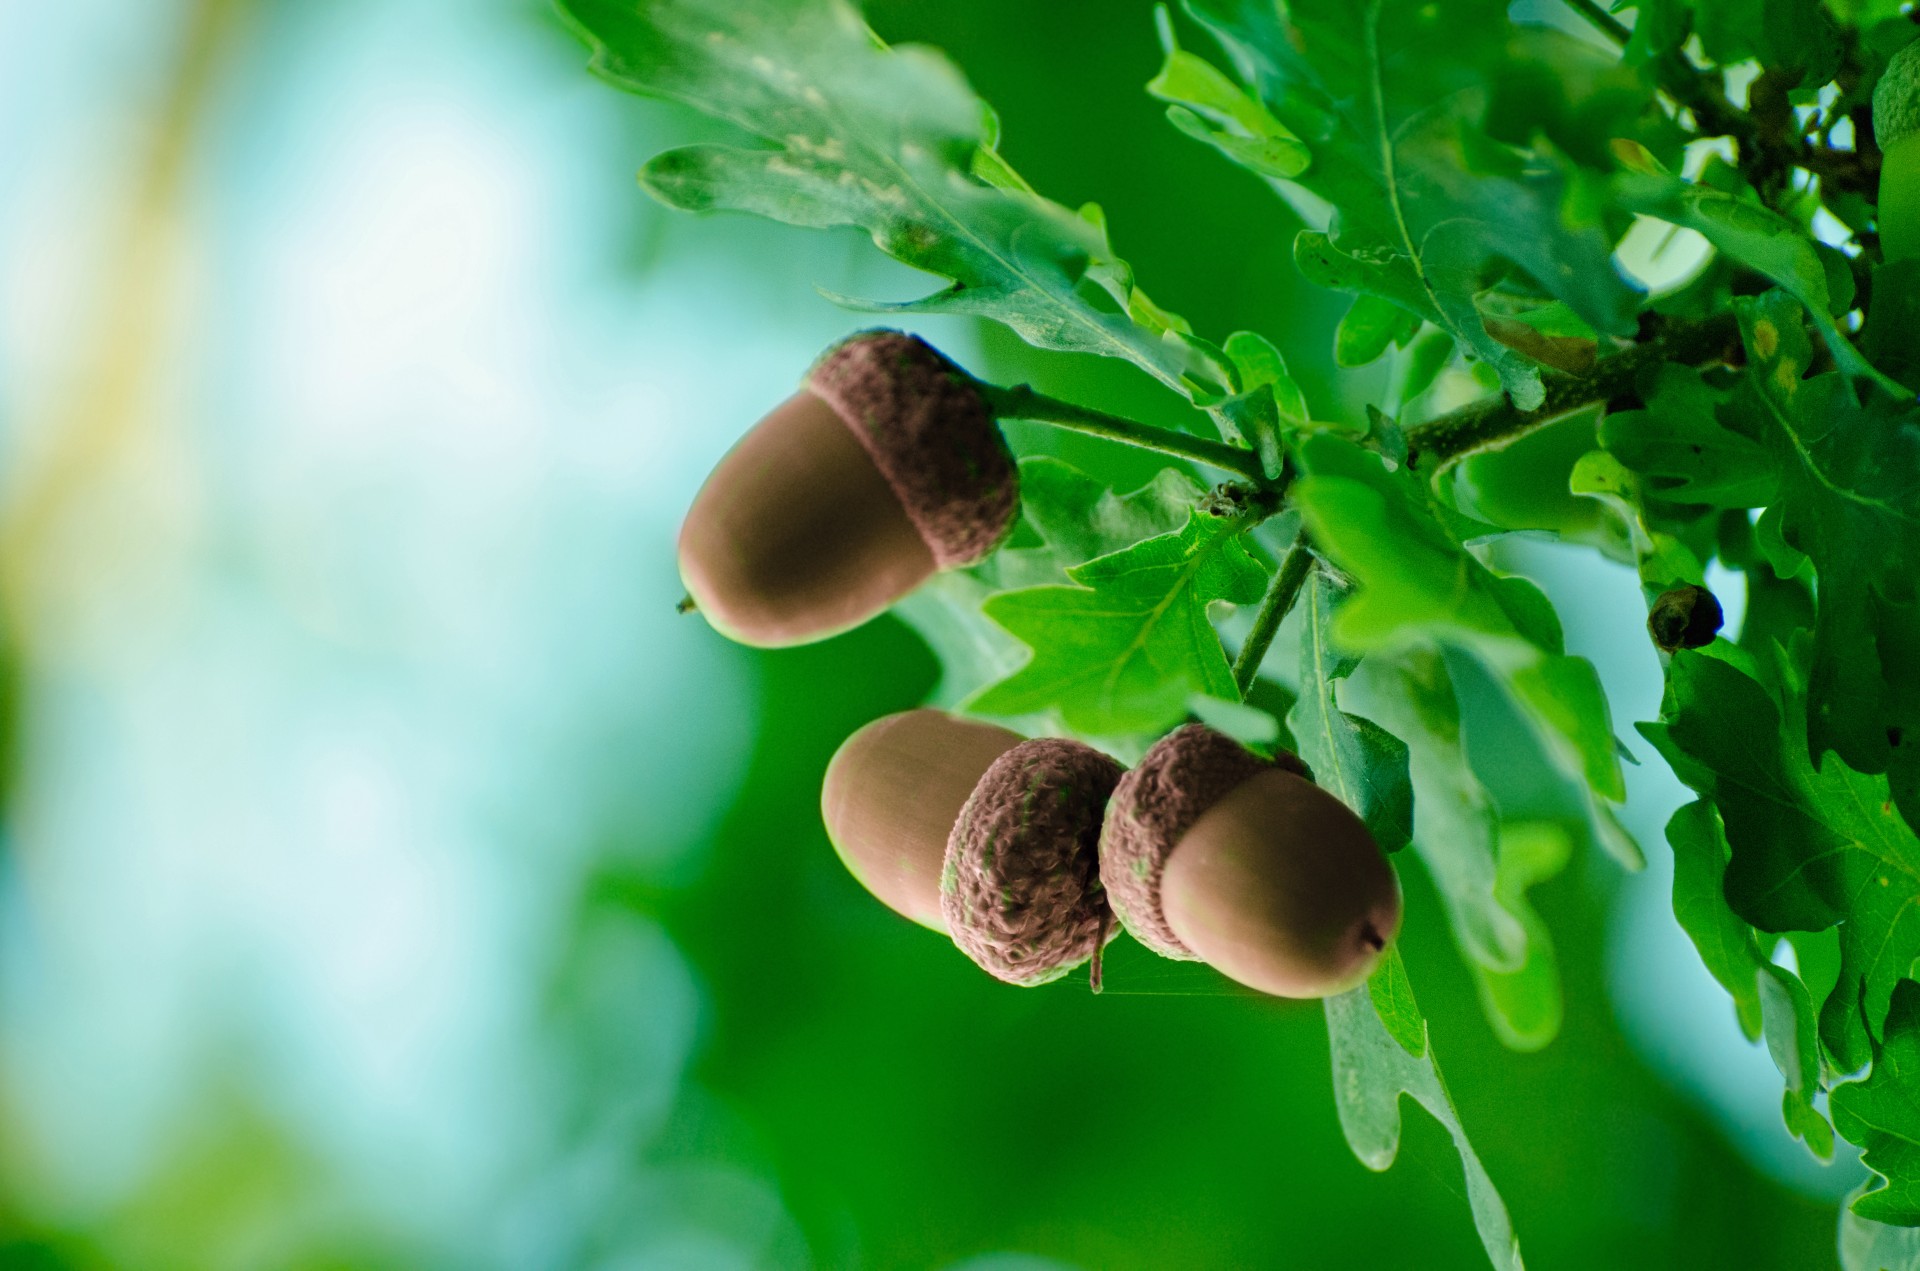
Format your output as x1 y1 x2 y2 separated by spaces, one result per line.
1404 312 1741 470
1232 529 1314 698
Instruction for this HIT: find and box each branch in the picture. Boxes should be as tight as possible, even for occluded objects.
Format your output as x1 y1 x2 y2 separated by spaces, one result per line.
1404 312 1741 471
1232 528 1314 698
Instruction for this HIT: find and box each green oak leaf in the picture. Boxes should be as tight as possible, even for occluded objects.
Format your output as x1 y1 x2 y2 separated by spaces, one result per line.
1616 176 1901 394
1326 950 1523 1271
1344 648 1562 1050
967 504 1268 734
1834 979 1920 1227
1667 801 1834 1156
1732 291 1920 827
1600 363 1780 509
1641 650 1920 1070
1291 432 1635 868
1148 7 1309 181
1336 294 1424 368
1288 570 1415 854
558 0 1239 405
1186 0 1641 409
1009 458 1206 581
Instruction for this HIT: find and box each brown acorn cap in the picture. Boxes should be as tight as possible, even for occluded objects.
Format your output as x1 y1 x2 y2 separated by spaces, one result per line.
941 737 1124 987
821 709 1023 931
808 330 1018 569
1099 724 1311 960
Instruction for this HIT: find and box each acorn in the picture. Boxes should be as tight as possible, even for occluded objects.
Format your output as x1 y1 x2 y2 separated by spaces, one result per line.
1876 39 1920 264
1100 724 1401 999
821 709 1123 986
678 331 1019 647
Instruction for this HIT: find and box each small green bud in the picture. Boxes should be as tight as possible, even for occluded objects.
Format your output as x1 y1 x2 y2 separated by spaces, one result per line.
1647 584 1724 653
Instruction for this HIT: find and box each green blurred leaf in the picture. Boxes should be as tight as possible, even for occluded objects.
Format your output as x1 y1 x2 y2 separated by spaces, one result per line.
1730 292 1920 826
1326 950 1523 1271
1336 295 1422 368
1294 432 1635 873
1834 980 1920 1226
1691 0 1842 87
1150 8 1310 179
1667 801 1834 1155
1345 649 1562 1048
559 0 1239 404
1842 1190 1920 1270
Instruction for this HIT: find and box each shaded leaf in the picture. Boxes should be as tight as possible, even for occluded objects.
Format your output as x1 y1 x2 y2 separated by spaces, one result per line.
561 0 1241 404
1326 950 1524 1271
1288 570 1415 854
1732 291 1920 827
1834 980 1920 1226
1641 650 1920 1070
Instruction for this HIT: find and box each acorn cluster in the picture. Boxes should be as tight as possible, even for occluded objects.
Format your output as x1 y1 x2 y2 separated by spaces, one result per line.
822 711 1400 997
678 330 1400 998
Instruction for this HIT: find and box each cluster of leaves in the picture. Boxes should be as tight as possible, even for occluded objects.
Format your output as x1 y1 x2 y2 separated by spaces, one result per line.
558 0 1920 1264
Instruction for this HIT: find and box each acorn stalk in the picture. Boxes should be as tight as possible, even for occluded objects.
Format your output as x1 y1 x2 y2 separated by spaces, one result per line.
1875 40 1920 264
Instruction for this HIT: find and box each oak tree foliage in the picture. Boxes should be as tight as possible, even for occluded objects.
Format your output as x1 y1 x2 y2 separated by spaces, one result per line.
558 0 1920 1262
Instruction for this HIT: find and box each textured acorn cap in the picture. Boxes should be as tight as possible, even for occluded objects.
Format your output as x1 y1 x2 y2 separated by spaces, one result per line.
942 737 1124 987
822 710 1023 931
1099 724 1312 960
1876 40 1920 151
808 330 1018 569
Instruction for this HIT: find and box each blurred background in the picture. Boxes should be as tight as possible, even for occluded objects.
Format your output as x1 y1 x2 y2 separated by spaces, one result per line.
0 0 1878 1266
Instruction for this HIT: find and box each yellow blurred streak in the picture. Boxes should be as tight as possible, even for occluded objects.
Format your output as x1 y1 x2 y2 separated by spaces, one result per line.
0 0 252 663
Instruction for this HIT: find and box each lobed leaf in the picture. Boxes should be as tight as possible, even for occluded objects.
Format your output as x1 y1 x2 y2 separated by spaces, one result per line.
1185 0 1643 408
1641 650 1920 1076
1834 980 1920 1226
1287 570 1415 853
967 503 1268 734
559 0 1242 407
1327 950 1524 1271
1730 292 1920 832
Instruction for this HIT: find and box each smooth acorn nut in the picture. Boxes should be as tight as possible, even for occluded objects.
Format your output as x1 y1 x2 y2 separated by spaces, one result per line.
821 709 1123 986
822 709 1025 931
1876 40 1920 264
1101 724 1400 999
678 330 1018 647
